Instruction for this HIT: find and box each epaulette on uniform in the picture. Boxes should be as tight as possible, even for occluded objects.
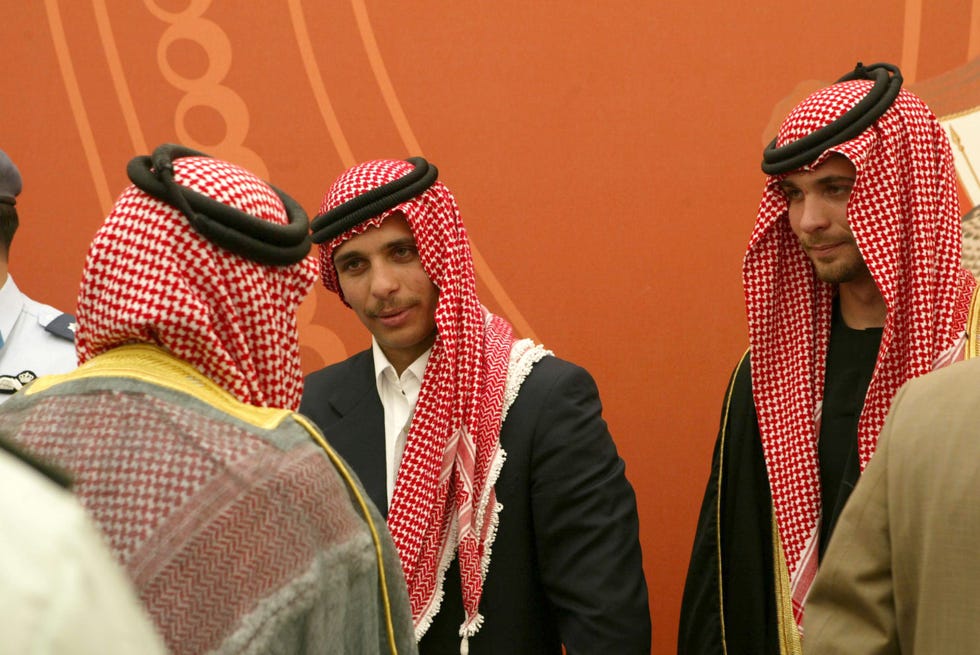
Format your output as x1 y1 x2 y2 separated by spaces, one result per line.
42 313 76 342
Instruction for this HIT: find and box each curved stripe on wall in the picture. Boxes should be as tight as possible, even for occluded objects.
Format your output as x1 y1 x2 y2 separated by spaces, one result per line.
46 0 539 371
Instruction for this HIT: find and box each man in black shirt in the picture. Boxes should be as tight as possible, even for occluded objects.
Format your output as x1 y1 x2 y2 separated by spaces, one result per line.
818 297 882 552
679 62 980 654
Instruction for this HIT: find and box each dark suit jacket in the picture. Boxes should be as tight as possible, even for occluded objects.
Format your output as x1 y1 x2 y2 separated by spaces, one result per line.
300 349 651 655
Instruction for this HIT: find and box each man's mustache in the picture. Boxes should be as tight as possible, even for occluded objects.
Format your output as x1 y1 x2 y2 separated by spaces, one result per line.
366 299 419 319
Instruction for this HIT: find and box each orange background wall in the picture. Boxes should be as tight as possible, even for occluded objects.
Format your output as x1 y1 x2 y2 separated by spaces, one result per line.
3 2 977 652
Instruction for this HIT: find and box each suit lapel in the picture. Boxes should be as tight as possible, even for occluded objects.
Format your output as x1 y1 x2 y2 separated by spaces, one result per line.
318 351 390 517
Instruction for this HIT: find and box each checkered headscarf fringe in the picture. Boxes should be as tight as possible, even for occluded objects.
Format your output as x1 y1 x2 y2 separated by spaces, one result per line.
76 155 318 410
745 81 975 628
318 159 548 643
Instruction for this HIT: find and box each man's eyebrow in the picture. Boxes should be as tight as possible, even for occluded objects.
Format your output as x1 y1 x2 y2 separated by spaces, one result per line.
814 174 855 184
333 249 361 265
779 174 855 189
333 237 418 264
385 237 418 249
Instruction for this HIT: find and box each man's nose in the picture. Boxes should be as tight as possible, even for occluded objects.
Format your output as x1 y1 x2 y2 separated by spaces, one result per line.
369 263 399 298
797 198 831 232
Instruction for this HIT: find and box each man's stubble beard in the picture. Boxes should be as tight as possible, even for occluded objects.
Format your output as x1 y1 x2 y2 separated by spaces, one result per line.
811 256 870 285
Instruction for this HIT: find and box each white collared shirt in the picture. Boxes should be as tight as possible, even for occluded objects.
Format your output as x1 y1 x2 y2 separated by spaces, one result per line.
0 276 77 403
372 340 431 505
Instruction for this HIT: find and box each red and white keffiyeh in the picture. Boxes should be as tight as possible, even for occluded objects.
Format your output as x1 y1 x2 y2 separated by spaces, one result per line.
745 81 975 628
76 155 318 411
318 159 537 642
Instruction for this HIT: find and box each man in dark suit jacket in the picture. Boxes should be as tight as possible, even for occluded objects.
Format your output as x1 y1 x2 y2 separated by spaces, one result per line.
302 157 650 654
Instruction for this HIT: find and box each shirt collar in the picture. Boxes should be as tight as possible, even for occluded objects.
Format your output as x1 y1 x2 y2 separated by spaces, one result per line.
0 275 25 344
371 339 431 388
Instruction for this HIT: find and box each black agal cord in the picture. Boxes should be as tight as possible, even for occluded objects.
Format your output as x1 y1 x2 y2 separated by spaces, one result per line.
127 143 311 266
310 157 438 244
761 62 903 175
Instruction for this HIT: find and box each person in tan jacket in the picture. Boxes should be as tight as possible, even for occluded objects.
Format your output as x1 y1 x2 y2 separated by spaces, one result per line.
804 352 980 654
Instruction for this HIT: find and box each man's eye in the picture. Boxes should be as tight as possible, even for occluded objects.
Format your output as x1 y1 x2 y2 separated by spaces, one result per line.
339 259 365 273
781 187 802 202
827 184 853 198
393 246 416 259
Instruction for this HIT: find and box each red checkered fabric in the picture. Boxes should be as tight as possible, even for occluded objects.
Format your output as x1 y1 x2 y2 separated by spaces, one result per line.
75 155 318 410
318 159 516 640
745 81 975 628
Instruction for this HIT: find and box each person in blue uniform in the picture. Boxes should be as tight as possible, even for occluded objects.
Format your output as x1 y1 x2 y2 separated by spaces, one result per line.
0 149 76 400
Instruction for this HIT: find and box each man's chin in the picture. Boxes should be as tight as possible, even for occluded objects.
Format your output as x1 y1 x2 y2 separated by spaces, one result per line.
814 264 865 285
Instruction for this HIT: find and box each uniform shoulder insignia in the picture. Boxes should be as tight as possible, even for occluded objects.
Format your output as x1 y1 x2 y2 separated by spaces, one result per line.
43 313 76 342
0 370 37 394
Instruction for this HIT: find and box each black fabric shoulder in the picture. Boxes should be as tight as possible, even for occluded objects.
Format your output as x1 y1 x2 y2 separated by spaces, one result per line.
303 349 372 387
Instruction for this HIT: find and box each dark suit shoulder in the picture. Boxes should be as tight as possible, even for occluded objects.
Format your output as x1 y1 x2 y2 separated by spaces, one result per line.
300 348 376 429
506 354 599 409
522 353 589 380
304 349 372 389
501 354 615 467
301 350 373 410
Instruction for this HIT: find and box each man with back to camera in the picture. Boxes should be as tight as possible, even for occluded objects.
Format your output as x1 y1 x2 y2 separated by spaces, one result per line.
0 144 417 655
300 157 651 654
678 62 980 654
0 149 75 399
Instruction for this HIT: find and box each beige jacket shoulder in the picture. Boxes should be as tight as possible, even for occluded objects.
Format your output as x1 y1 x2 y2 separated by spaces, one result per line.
804 355 980 654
